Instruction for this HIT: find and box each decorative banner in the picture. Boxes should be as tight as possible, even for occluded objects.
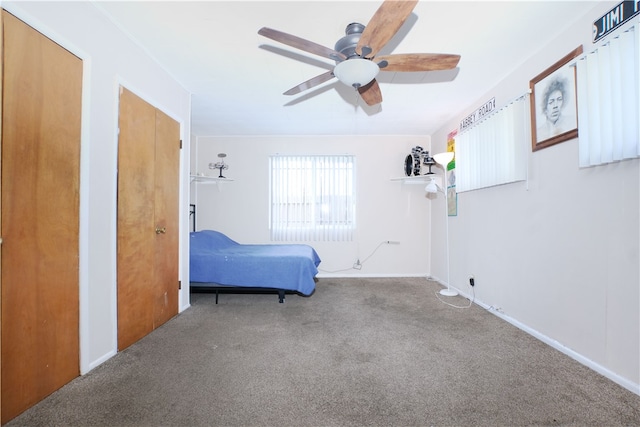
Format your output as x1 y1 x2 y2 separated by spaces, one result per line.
459 98 496 132
593 1 640 42
446 130 457 217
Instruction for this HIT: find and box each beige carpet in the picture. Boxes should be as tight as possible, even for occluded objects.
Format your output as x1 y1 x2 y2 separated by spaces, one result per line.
7 277 640 426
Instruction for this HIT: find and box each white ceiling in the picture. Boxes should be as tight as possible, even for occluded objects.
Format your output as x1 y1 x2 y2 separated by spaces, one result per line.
94 1 603 137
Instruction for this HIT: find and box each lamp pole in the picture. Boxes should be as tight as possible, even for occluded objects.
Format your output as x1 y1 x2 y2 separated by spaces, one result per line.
439 183 457 297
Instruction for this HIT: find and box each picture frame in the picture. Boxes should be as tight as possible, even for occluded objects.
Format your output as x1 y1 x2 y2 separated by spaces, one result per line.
530 46 583 152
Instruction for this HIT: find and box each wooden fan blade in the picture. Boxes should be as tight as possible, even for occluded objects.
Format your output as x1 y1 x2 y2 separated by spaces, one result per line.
356 0 418 58
376 53 461 72
283 70 336 95
259 27 347 61
358 79 383 106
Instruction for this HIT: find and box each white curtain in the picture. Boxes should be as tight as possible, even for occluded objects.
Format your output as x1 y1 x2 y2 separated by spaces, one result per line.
270 155 355 241
577 26 640 167
456 96 529 192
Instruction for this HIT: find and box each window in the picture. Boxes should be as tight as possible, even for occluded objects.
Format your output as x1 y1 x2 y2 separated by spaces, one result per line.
576 26 639 167
269 155 355 241
455 95 529 192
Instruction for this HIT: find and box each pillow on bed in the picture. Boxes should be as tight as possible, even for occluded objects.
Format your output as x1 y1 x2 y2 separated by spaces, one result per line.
190 230 239 251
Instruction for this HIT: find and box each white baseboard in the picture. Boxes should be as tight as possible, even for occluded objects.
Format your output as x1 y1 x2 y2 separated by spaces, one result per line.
316 273 429 279
452 285 640 397
83 349 117 375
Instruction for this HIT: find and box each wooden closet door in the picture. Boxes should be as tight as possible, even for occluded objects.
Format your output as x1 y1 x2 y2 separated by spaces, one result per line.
153 109 180 327
117 88 157 350
117 88 179 351
1 11 82 423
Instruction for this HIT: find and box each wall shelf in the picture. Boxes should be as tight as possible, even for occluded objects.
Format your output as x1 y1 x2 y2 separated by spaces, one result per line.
391 175 437 185
190 174 234 184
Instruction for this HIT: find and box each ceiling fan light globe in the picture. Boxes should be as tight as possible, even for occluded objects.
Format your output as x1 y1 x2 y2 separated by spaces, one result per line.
334 58 379 88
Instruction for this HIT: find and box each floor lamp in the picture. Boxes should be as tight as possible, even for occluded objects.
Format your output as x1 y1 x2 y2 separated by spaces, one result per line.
425 151 458 297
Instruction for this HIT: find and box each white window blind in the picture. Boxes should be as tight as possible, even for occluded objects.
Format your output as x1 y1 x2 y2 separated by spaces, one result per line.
455 95 529 192
576 26 640 167
269 155 355 242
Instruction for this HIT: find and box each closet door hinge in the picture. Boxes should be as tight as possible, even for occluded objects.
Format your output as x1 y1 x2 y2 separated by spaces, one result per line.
178 280 182 290
179 139 182 149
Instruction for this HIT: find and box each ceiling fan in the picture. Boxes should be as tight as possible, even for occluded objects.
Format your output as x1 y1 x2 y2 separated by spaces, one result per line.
258 0 461 106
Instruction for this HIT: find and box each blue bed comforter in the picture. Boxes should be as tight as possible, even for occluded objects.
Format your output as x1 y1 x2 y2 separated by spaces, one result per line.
189 230 321 296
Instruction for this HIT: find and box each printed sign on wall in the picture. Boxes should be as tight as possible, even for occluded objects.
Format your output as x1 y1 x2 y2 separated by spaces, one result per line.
446 130 457 217
593 1 639 42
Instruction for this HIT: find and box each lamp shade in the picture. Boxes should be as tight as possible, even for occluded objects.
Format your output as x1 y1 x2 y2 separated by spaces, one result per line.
333 58 380 88
432 151 454 166
424 179 439 194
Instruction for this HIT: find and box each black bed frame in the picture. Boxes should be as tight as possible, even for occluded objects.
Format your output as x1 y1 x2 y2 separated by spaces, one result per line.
189 204 196 232
190 284 298 303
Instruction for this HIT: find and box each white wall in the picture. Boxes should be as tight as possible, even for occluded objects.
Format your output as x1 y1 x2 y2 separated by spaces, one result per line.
430 4 639 394
193 135 432 276
3 1 192 373
15 0 633 397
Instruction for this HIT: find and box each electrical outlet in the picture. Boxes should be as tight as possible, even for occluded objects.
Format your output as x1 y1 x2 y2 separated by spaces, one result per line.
469 275 475 287
353 259 362 270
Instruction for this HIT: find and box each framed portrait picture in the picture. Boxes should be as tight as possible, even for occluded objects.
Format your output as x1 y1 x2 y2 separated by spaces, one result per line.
530 46 583 152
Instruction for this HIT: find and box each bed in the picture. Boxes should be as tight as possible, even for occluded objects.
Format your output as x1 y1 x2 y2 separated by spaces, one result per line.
189 230 321 303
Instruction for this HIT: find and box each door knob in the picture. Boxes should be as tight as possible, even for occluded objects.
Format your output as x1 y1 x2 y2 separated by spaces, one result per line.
155 226 166 234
